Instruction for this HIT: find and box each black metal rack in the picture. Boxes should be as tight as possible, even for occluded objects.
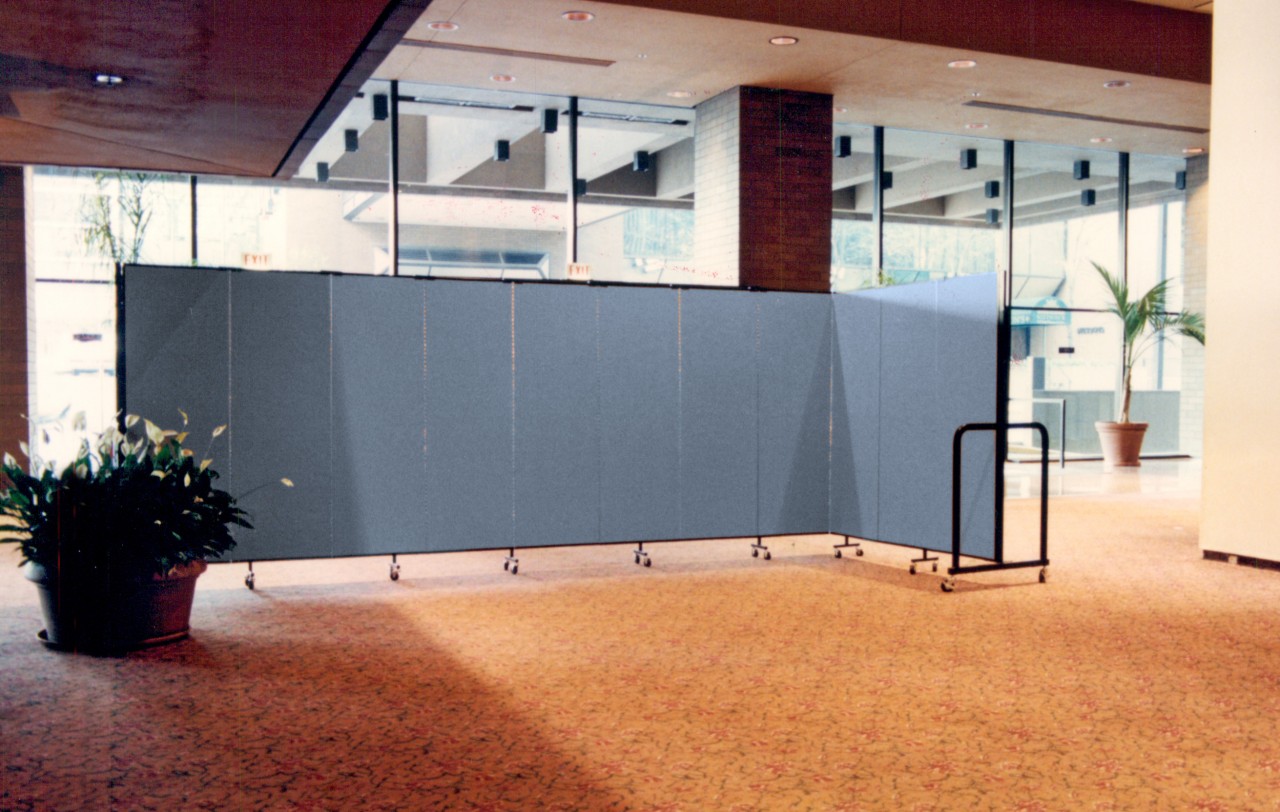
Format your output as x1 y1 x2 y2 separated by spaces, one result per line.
943 421 1050 592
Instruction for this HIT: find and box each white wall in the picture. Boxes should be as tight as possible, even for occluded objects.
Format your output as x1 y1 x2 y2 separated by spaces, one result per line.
1201 1 1280 558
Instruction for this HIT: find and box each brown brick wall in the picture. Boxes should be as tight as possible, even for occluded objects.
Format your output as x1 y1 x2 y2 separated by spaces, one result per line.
0 167 30 465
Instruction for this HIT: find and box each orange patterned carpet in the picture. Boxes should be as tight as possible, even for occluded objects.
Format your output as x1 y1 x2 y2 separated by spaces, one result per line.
3 491 1280 811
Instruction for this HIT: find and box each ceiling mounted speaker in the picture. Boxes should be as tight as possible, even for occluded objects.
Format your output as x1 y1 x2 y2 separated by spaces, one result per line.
494 139 510 161
316 162 330 183
1175 170 1187 190
372 94 389 121
881 171 893 190
834 135 852 158
984 180 1000 198
1074 159 1091 180
541 109 558 134
985 208 1000 225
632 150 651 172
344 129 359 153
1081 188 1097 206
960 148 978 170
574 178 587 196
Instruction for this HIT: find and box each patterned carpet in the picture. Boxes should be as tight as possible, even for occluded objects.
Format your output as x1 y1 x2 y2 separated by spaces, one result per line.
3 490 1280 811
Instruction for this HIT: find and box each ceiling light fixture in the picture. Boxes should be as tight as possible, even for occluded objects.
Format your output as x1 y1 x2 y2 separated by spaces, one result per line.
964 122 988 130
667 90 693 99
425 20 460 31
93 73 124 86
769 35 799 46
1183 146 1206 155
561 11 595 21
490 74 516 83
948 59 978 69
1090 136 1113 144
834 106 848 114
1103 80 1131 89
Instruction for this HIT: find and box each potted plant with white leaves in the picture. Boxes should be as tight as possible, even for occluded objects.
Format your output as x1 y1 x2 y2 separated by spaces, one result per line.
1092 261 1205 467
1 412 251 652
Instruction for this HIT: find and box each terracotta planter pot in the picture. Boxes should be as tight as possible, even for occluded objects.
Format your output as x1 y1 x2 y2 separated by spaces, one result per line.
1095 421 1148 468
24 559 208 652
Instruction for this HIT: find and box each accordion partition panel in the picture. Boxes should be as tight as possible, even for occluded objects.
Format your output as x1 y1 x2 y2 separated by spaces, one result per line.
122 266 998 563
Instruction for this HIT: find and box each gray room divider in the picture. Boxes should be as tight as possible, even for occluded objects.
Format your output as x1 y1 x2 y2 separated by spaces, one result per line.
122 266 998 563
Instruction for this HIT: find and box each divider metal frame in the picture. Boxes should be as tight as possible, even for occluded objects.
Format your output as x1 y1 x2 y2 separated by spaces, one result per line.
947 421 1049 591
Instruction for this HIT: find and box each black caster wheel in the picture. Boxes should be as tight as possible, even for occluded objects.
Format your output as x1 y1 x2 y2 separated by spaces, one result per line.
503 561 509 571
245 573 255 590
764 551 772 561
856 548 864 557
1039 568 1047 584
932 562 938 573
835 549 842 559
752 549 759 558
941 579 955 593
909 564 916 575
634 555 640 564
644 558 652 568
510 564 518 575
390 569 400 582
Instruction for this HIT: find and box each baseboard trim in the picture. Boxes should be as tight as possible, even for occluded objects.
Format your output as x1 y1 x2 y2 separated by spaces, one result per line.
1203 550 1280 572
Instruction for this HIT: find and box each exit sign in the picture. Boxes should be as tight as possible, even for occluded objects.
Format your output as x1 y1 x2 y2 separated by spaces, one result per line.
567 262 591 282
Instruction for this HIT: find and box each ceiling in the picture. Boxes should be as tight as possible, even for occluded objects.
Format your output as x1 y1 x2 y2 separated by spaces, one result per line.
0 0 1212 177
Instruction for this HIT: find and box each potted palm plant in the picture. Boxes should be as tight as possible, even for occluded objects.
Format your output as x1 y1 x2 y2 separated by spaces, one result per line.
1092 261 1205 467
1 412 250 652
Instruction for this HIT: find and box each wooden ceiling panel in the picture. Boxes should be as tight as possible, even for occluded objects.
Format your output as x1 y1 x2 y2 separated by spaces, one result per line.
0 0 397 175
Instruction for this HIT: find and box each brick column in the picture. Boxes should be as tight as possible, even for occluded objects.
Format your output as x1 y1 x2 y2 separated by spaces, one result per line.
0 167 30 466
1180 154 1207 457
694 86 833 292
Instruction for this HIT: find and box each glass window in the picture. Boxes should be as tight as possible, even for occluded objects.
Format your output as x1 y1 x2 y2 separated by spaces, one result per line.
831 124 874 292
392 82 567 280
880 128 1003 286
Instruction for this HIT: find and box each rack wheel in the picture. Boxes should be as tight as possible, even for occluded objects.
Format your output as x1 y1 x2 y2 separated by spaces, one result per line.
835 549 842 559
1039 568 1047 584
390 565 400 582
752 548 759 558
856 548 864 557
503 561 509 571
510 564 518 575
634 554 641 565
932 562 938 573
941 578 956 593
644 557 652 568
909 564 916 575
245 572 255 590
764 551 772 561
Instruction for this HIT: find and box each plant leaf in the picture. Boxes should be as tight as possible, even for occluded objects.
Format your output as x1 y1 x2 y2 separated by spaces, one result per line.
199 458 213 472
178 408 189 426
281 477 295 487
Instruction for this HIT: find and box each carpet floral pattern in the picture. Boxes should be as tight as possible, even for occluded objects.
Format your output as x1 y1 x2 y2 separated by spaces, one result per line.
3 494 1280 810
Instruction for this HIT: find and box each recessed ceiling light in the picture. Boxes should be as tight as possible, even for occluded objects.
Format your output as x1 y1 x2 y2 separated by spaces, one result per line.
490 74 516 83
1183 146 1206 155
1090 136 1113 144
968 90 982 98
637 53 648 59
964 123 988 130
561 10 595 21
1103 80 1131 89
667 90 693 99
93 73 124 86
425 20 459 31
834 106 848 114
948 59 978 69
769 35 799 46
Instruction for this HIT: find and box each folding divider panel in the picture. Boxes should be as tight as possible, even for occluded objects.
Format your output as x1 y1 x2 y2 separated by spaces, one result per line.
678 289 759 540
936 274 998 558
876 282 941 549
122 266 229 464
598 286 681 543
513 283 603 547
423 280 514 553
228 272 334 561
874 275 998 556
829 293 881 540
757 293 832 535
330 275 429 556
